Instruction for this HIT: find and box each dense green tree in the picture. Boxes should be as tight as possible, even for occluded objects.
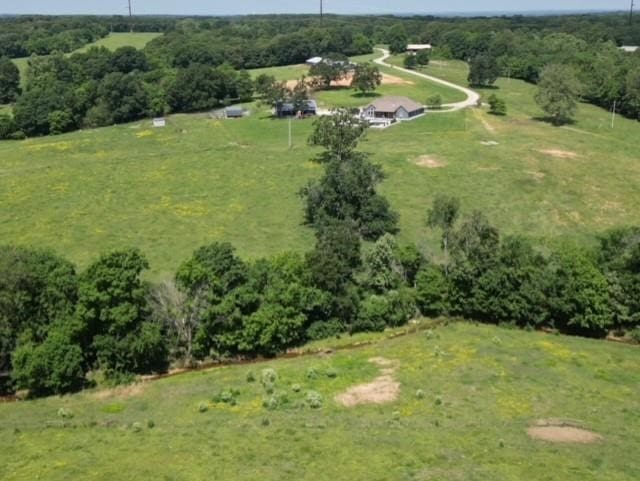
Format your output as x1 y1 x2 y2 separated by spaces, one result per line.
387 24 408 55
468 53 501 87
0 56 20 103
415 265 449 317
98 72 150 123
351 63 382 95
426 94 442 109
415 49 431 66
111 46 149 74
309 60 346 89
403 54 418 69
535 64 582 125
488 94 507 115
77 249 168 378
0 246 78 394
0 112 17 139
547 245 612 335
363 234 403 293
308 109 368 162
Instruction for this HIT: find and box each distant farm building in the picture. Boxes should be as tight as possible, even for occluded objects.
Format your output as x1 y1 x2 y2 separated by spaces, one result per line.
620 45 639 53
225 106 245 118
306 56 324 66
152 118 166 128
407 44 432 54
363 96 425 123
276 100 318 117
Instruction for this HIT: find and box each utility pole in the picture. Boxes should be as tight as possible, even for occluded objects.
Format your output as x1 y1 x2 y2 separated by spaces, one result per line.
631 0 635 25
288 117 292 149
320 0 324 25
128 0 132 18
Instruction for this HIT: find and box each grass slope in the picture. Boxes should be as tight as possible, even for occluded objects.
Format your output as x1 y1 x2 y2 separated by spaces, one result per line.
1 59 640 278
0 323 638 480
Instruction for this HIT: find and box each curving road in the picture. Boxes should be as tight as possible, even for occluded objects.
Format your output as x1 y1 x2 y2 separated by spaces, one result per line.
374 48 480 112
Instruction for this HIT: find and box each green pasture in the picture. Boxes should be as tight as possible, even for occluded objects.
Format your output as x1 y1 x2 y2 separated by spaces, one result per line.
72 32 163 53
1 322 638 481
2 57 640 278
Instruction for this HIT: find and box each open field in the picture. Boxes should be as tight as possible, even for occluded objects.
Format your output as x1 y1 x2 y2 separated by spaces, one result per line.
1 322 638 481
250 52 467 110
2 57 640 278
72 32 163 53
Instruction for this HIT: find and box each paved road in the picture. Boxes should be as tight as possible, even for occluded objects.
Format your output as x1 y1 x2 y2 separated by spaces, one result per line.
374 48 480 112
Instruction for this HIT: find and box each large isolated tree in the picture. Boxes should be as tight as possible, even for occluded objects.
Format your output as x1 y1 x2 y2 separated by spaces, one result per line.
307 109 368 162
0 56 20 103
351 63 382 96
535 64 582 125
468 53 500 87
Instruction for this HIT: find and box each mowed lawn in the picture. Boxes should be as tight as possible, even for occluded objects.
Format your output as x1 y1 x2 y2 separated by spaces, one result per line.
1 323 638 481
1 56 640 278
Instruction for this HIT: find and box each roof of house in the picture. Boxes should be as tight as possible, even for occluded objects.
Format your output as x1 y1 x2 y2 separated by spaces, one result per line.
407 44 432 50
366 96 423 113
225 106 244 113
306 56 323 64
620 46 639 53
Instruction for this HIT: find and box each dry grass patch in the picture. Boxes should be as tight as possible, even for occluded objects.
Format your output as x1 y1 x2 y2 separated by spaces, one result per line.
538 149 579 159
335 357 400 407
414 155 446 169
90 383 146 400
527 419 602 444
329 72 415 88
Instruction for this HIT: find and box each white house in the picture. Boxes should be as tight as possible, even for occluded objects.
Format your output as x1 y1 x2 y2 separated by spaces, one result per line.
152 118 166 128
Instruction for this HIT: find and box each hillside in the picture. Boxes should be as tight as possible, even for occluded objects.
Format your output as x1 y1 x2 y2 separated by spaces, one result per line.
1 323 638 481
1 55 640 278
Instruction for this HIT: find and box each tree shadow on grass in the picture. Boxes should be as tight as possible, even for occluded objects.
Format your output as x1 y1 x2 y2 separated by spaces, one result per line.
351 92 382 99
531 115 577 127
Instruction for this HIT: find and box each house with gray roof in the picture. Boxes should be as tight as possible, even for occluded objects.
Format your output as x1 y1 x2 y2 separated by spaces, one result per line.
363 96 425 121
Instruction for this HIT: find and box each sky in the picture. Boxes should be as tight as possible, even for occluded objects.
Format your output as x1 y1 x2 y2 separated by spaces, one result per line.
0 0 627 16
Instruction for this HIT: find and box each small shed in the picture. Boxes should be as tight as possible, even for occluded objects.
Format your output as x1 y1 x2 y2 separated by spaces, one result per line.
620 46 639 53
306 56 323 66
152 117 166 128
225 106 245 119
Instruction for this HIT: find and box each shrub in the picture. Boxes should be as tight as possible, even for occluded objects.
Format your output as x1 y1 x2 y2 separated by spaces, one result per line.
246 371 256 383
0 113 17 139
306 391 323 409
325 368 338 378
263 395 279 410
392 411 401 421
261 368 278 385
291 383 302 393
57 408 73 419
261 417 270 427
416 266 448 317
305 367 319 380
415 389 425 399
306 319 344 341
426 95 442 109
630 327 640 344
146 419 155 429
198 402 208 413
488 94 507 115
132 422 143 433
263 382 275 394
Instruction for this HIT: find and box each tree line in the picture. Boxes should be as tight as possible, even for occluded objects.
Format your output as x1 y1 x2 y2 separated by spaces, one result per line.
1 112 639 398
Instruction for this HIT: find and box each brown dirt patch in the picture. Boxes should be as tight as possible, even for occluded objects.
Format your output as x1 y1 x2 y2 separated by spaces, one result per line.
527 419 602 444
335 357 400 407
538 149 579 159
90 383 146 400
330 72 414 88
414 155 446 169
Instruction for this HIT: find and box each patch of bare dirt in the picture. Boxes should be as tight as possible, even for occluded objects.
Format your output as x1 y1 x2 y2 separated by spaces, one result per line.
414 155 446 169
330 72 414 88
527 419 602 444
335 357 400 407
90 383 146 400
538 149 579 159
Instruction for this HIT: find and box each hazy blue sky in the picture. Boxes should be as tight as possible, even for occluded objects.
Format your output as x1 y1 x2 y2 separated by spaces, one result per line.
0 1 627 15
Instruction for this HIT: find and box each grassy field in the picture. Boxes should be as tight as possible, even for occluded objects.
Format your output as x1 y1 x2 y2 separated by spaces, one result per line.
72 32 163 53
1 322 638 481
1 56 640 278
250 52 467 110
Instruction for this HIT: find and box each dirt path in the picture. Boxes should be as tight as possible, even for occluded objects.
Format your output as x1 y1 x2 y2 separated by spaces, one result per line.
374 48 480 112
335 357 401 407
